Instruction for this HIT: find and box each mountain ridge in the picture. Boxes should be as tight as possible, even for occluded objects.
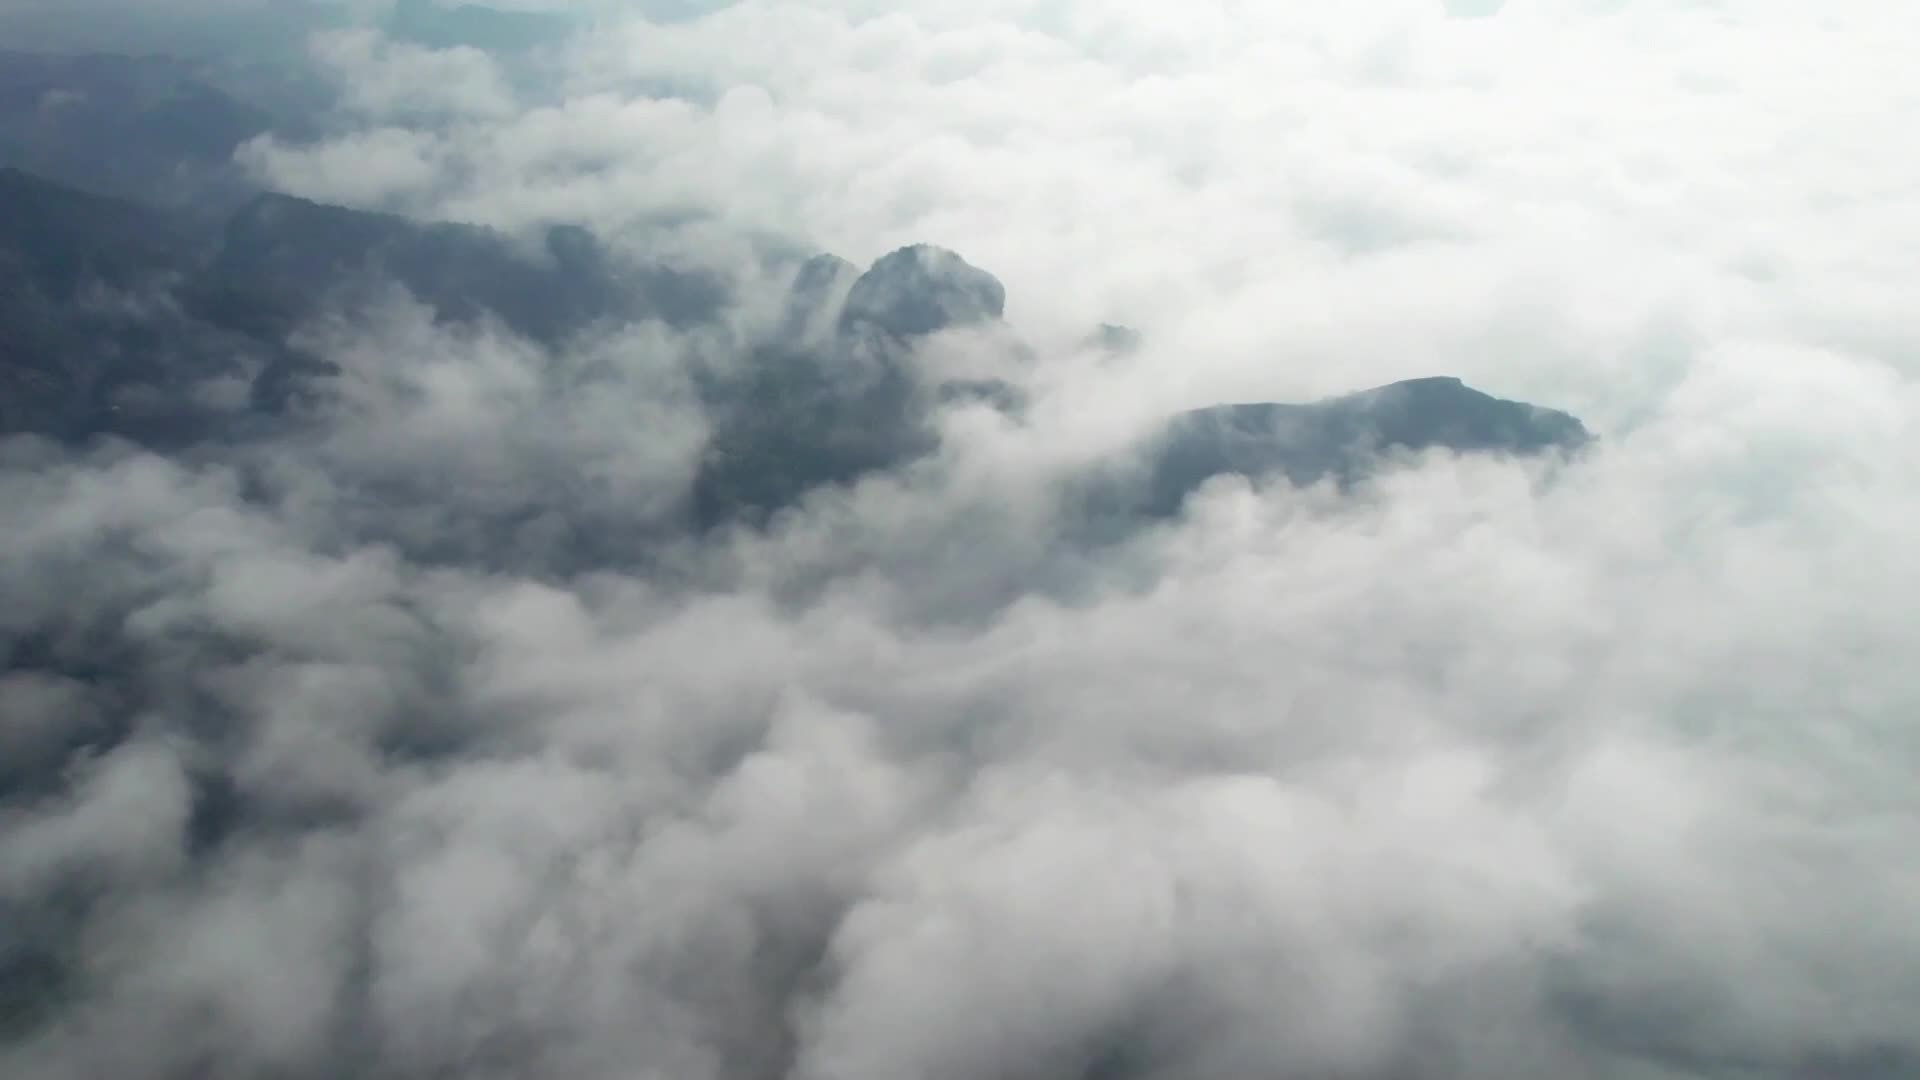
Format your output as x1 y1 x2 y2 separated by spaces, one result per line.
0 166 1593 535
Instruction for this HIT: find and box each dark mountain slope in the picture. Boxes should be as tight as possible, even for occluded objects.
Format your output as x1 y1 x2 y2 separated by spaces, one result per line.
213 192 726 344
0 168 260 442
0 52 274 214
0 168 1594 542
0 166 197 290
838 243 1007 339
1126 375 1592 518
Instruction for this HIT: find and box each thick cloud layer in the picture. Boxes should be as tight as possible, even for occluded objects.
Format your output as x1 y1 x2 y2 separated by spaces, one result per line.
5 3 1920 1080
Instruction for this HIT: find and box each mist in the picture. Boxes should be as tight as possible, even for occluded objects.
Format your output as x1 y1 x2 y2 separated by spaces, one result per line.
4 3 1920 1079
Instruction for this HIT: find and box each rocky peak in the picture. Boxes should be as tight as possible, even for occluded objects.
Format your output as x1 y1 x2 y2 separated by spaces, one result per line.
838 244 1006 339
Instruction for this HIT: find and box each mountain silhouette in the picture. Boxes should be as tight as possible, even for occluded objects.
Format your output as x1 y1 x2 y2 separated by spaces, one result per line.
1138 375 1590 514
0 166 1592 537
0 52 274 214
839 243 1007 339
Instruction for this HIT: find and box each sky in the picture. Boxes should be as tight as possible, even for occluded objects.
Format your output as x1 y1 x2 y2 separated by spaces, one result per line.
5 3 1920 1079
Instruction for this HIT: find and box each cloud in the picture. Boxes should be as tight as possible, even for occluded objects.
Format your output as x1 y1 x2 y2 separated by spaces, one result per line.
6 2 1920 1079
309 28 521 121
237 3 1920 420
240 126 448 207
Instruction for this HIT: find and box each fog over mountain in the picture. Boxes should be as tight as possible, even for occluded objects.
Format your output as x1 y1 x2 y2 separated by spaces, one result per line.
3 4 1919 1080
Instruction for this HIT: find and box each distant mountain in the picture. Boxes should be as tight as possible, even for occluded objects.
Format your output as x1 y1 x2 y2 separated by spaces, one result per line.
1087 323 1143 355
838 244 1007 340
214 192 725 344
1102 376 1592 521
0 167 1593 545
0 52 275 214
385 0 578 52
0 171 735 446
695 243 1038 527
691 247 968 528
0 167 255 443
0 166 195 286
780 253 860 343
0 2 343 61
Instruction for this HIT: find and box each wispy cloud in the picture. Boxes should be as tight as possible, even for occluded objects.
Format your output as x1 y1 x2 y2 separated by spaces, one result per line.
3 3 1919 1078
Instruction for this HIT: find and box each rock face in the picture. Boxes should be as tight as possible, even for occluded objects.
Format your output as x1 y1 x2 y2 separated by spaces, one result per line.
780 253 860 343
0 167 253 444
0 165 1593 537
1088 323 1143 355
1132 376 1592 517
0 172 731 445
214 192 725 342
0 52 274 214
838 244 1007 339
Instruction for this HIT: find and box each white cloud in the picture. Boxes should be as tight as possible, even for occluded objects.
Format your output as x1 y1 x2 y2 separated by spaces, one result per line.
8 2 1920 1077
240 126 448 208
242 3 1920 419
311 27 520 121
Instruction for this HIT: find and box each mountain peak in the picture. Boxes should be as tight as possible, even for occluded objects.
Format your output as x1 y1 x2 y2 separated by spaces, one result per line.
1129 376 1591 518
838 244 1006 338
